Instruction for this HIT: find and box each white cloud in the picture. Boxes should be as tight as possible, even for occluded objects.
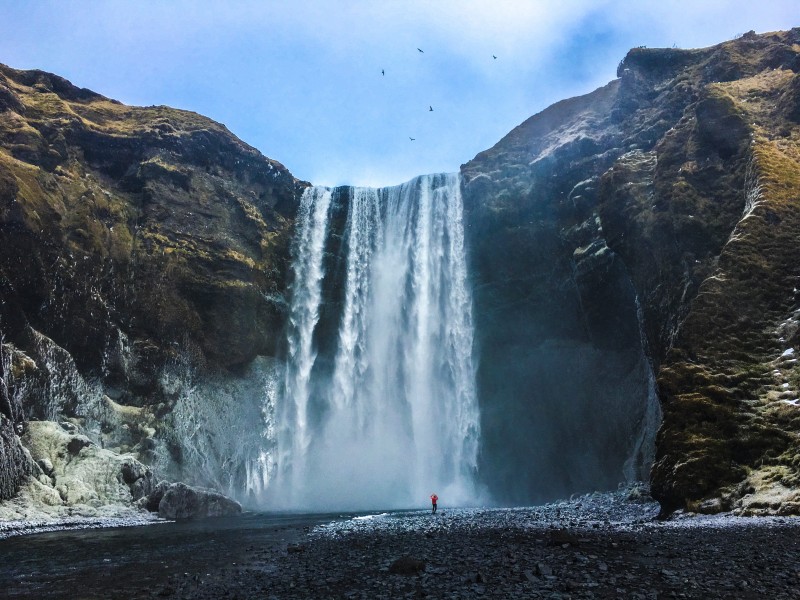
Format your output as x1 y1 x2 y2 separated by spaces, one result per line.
0 1 797 186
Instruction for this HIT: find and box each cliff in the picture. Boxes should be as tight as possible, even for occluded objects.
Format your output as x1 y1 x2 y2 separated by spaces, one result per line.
0 63 303 507
462 29 800 514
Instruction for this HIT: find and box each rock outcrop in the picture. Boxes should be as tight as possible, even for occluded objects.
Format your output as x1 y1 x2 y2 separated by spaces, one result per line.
0 419 241 521
462 28 800 514
0 419 149 520
0 343 33 500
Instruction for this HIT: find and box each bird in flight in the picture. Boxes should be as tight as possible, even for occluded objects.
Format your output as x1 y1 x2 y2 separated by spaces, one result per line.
493 54 497 59
409 137 415 141
429 106 433 111
381 69 384 75
417 48 424 53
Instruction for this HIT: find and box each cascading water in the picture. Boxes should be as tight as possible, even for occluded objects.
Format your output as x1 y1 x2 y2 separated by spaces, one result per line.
623 294 663 482
271 173 480 510
276 185 333 505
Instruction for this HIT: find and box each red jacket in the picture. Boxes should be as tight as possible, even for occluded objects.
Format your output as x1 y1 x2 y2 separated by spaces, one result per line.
430 495 438 503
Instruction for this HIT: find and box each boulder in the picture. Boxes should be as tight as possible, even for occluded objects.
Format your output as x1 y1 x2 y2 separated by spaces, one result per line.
157 482 241 520
145 480 170 512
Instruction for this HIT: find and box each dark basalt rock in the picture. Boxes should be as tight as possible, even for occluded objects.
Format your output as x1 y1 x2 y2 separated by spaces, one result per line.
65 437 89 456
157 482 242 520
145 480 171 512
462 27 800 514
0 343 33 501
0 417 29 500
389 556 426 575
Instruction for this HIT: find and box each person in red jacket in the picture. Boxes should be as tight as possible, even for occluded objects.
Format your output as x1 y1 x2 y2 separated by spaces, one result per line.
430 493 438 514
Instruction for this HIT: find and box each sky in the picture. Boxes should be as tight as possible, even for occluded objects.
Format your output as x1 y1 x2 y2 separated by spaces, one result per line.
0 1 797 187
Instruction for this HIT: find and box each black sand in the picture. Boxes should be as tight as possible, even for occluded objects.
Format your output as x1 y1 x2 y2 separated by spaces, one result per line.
3 489 800 599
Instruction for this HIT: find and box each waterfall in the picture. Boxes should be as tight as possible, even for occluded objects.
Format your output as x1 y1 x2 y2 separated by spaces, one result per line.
272 173 480 510
623 293 663 482
278 186 333 503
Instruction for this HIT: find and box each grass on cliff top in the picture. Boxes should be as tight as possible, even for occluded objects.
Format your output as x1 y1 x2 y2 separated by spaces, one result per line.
715 69 794 113
0 145 140 261
752 139 800 201
0 150 57 229
69 100 231 137
8 74 233 139
717 69 800 166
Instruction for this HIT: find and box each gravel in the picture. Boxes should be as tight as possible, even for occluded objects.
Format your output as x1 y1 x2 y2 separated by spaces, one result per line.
153 486 800 599
0 512 161 541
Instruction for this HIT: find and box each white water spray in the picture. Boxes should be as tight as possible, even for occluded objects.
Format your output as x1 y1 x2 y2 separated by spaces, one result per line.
272 173 480 510
277 186 333 503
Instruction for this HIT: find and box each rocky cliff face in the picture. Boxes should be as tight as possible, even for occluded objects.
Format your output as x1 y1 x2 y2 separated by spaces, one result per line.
462 29 800 514
0 63 303 506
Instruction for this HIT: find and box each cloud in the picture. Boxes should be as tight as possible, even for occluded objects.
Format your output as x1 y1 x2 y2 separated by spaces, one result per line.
0 1 797 186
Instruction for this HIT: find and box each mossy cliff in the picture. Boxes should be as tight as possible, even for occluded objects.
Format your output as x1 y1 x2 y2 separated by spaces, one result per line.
0 63 304 502
462 28 800 514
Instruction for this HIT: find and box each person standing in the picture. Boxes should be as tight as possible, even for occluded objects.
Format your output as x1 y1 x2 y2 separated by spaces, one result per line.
430 493 438 514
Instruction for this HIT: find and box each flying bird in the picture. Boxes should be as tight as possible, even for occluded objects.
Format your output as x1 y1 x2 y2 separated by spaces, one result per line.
417 48 424 53
409 137 415 141
429 106 433 111
493 54 497 59
381 69 384 75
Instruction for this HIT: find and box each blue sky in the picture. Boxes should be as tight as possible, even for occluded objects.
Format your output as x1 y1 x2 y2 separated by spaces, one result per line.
0 1 796 186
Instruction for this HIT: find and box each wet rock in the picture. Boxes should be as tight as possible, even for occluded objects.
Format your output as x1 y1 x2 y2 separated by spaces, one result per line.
464 570 485 584
128 472 154 502
388 556 425 575
0 418 30 500
146 480 170 512
548 528 580 546
66 436 91 455
37 458 54 476
157 483 242 520
121 460 146 485
697 497 726 515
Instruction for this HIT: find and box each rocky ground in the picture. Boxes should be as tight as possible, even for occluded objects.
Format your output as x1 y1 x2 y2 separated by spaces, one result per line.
0 511 159 540
129 487 800 600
